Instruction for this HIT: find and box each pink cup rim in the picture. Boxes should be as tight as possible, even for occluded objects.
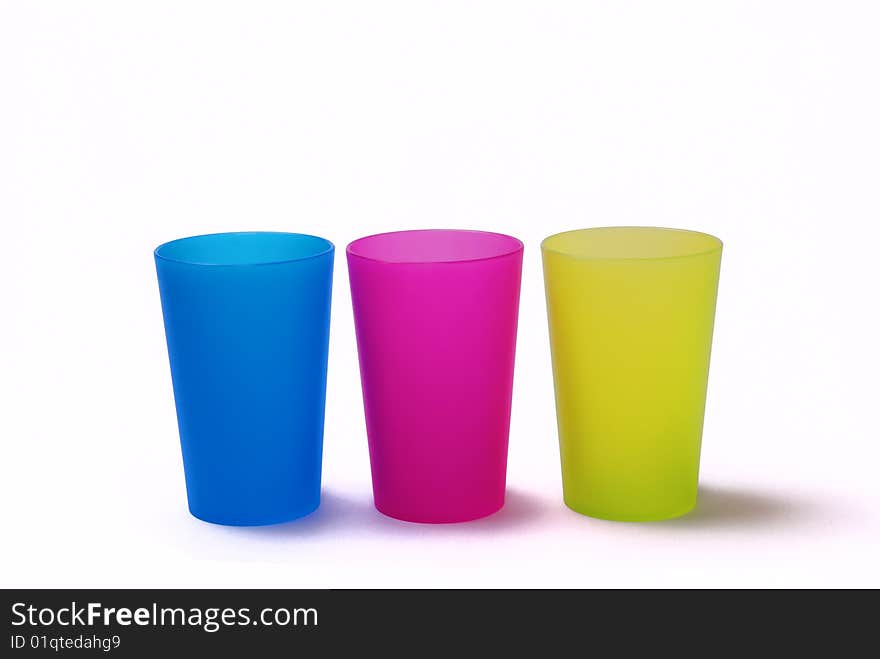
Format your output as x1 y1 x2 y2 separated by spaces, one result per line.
346 229 524 265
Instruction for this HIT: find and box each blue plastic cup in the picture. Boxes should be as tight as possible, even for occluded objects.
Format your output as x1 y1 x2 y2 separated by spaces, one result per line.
154 232 334 525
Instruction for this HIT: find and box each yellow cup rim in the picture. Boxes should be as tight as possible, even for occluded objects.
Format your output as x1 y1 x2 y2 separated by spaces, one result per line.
541 226 723 262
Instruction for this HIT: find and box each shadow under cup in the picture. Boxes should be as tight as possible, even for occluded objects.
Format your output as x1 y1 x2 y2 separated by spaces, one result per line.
155 232 334 526
347 230 524 523
542 227 722 522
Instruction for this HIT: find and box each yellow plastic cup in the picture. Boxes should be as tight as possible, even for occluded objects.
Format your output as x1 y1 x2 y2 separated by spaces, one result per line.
542 227 722 521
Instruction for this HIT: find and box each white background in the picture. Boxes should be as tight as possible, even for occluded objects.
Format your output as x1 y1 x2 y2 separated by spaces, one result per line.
1 1 878 588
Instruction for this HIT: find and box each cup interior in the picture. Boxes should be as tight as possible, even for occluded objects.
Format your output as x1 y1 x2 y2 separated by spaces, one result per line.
542 227 722 260
347 229 523 264
155 232 333 266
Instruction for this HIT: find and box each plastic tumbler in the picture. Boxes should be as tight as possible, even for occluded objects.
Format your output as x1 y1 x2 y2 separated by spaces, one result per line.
542 227 722 521
347 230 524 523
155 232 334 525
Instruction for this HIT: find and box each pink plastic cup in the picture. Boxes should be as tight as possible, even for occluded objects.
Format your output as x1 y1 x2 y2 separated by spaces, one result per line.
347 230 524 523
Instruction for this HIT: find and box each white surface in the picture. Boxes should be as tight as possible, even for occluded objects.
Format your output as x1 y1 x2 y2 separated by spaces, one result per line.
1 1 878 588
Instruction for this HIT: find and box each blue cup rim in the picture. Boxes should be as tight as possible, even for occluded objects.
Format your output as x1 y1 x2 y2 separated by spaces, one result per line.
155 231 334 267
